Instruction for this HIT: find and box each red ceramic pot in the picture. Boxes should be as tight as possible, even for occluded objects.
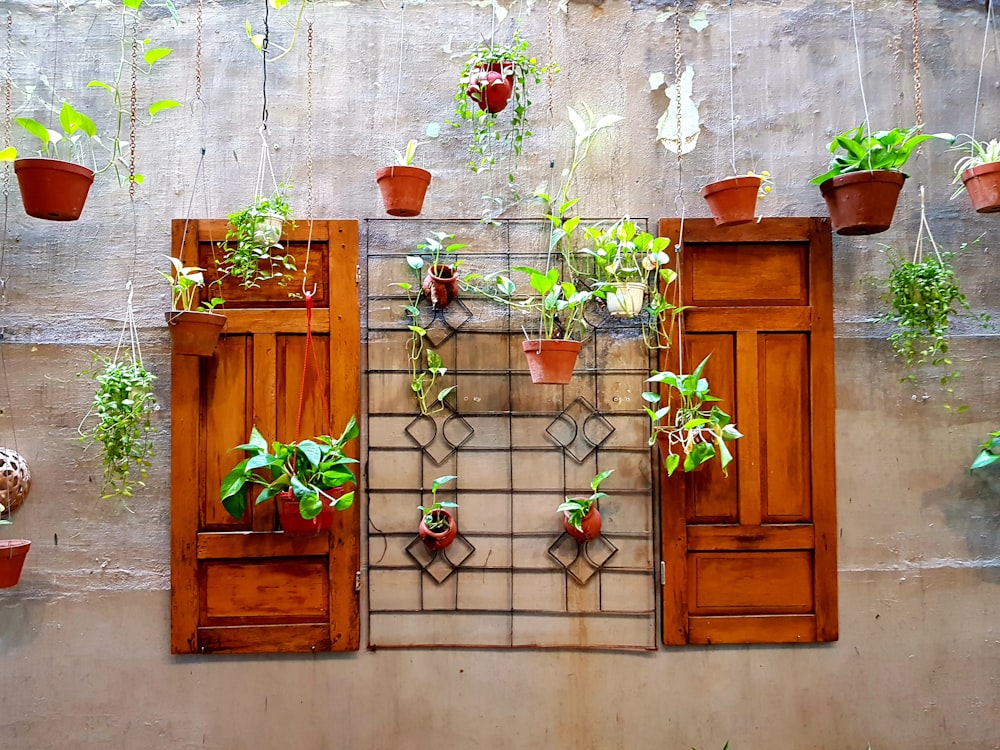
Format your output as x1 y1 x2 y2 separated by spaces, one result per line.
419 509 457 551
0 539 30 588
14 158 95 221
563 506 602 543
467 63 514 114
276 489 343 534
421 264 461 309
522 340 583 385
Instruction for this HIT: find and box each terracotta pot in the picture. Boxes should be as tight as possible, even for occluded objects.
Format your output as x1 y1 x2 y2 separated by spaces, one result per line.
818 170 905 236
961 162 1000 213
563 506 602 543
375 165 431 217
522 339 583 385
421 264 461 309
276 488 345 534
419 509 457 551
701 175 762 227
0 539 30 588
467 63 515 114
14 157 95 221
604 282 646 318
164 310 226 357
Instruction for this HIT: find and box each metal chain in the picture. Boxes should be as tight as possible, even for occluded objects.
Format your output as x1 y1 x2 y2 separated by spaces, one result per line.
3 13 10 202
674 0 683 178
261 0 270 128
195 0 203 101
129 25 138 201
911 0 923 126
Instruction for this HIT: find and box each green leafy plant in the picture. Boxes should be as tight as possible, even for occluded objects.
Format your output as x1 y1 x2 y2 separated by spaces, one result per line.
78 354 157 501
418 474 459 532
452 29 557 175
971 429 1000 471
161 257 223 312
811 125 953 185
578 218 670 285
514 265 597 341
643 355 742 476
217 187 297 290
557 469 614 532
950 136 1000 196
391 139 422 167
219 416 359 522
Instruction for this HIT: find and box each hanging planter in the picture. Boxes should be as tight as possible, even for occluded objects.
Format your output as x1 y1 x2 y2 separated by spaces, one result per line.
417 475 459 551
604 282 647 318
0 539 30 588
421 264 460 309
951 138 1000 213
164 311 226 357
563 506 602 543
376 165 431 218
522 340 582 385
14 158 95 221
467 63 514 114
277 489 338 534
701 175 762 227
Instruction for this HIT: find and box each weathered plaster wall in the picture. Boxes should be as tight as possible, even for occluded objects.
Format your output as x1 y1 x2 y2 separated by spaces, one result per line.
0 1 997 748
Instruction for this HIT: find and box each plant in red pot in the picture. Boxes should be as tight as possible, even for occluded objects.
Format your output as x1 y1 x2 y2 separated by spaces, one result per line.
376 139 432 217
950 136 1000 213
700 170 773 227
0 450 31 589
811 124 952 236
161 257 226 357
643 355 742 477
220 416 359 533
417 474 459 551
0 502 31 589
557 469 614 543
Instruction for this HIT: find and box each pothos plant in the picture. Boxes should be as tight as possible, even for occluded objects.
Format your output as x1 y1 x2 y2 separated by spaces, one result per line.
217 187 297 290
418 474 459 533
557 468 614 533
78 353 158 501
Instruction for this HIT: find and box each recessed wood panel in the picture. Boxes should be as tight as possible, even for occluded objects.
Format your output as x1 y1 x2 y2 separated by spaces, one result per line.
203 560 329 620
685 243 808 307
688 551 814 614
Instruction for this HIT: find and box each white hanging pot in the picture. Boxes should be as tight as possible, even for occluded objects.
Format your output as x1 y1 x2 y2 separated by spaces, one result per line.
253 214 284 246
605 282 646 318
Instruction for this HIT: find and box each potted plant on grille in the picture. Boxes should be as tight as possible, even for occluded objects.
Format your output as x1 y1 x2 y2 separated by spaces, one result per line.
376 139 432 218
950 136 1000 213
701 170 773 227
220 416 359 533
810 124 952 235
418 475 459 551
557 469 614 543
161 257 225 357
217 186 297 290
643 355 743 476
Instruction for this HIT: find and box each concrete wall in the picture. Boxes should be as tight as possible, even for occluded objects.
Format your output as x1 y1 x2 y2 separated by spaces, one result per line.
0 0 998 748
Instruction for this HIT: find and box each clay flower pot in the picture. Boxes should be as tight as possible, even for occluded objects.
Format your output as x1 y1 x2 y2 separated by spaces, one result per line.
522 339 583 385
701 175 762 227
421 264 461 309
14 157 95 221
563 506 602 543
818 170 905 236
419 509 457 551
0 539 30 588
276 489 340 534
164 310 226 357
960 162 1000 213
375 165 432 217
467 63 514 114
604 282 646 318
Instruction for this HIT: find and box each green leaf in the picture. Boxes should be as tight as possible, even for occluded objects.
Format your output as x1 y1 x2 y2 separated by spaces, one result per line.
431 475 458 493
665 453 680 476
15 117 50 144
0 146 15 161
143 47 173 66
297 440 322 468
149 99 181 118
87 80 115 94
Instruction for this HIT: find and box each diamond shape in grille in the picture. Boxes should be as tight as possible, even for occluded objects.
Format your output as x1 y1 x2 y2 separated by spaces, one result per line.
548 532 618 585
404 409 474 465
421 299 472 347
545 397 614 463
406 533 475 584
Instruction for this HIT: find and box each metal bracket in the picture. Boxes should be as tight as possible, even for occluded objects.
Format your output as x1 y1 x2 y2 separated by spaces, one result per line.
355 570 361 592
660 560 666 585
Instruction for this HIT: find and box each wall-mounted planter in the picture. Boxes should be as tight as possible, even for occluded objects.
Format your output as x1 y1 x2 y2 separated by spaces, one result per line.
164 310 226 357
818 170 905 235
14 158 95 221
604 282 646 318
563 506 602 543
375 166 431 217
419 509 457 551
701 175 761 227
276 490 335 534
0 539 30 588
468 63 514 114
421 264 461 309
960 162 1000 213
522 339 582 385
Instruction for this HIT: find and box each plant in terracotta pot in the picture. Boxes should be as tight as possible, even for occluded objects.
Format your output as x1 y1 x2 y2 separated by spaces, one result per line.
701 169 773 227
643 355 742 477
0 502 31 589
810 124 952 236
161 257 226 357
415 230 467 310
217 186 297 290
557 468 614 543
950 136 1000 213
376 139 432 218
219 416 359 533
418 474 459 551
971 429 1000 471
578 217 672 318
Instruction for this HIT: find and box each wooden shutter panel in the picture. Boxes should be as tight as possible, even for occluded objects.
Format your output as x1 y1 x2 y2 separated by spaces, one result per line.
657 217 837 646
170 219 361 654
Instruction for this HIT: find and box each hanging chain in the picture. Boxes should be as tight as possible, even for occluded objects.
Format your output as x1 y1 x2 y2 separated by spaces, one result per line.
673 0 683 185
261 0 270 128
911 0 923 127
128 29 138 201
307 21 314 218
3 13 11 205
195 0 203 101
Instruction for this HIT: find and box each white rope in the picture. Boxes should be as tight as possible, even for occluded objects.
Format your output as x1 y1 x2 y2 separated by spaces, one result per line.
393 2 405 142
849 0 873 168
972 0 995 140
727 0 737 175
254 124 281 198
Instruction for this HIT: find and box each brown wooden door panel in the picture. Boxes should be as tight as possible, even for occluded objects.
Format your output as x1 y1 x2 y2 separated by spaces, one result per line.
658 217 837 646
170 219 360 655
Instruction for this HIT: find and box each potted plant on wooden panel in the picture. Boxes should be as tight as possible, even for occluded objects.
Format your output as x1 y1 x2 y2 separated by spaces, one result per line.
376 139 432 218
643 355 742 476
950 136 1000 213
217 186 297 290
418 474 459 551
810 125 952 235
701 170 773 227
161 257 226 357
220 416 359 534
557 468 614 543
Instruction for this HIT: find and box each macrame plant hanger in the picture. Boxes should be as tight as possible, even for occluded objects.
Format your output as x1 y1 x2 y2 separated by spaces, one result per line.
255 0 284 207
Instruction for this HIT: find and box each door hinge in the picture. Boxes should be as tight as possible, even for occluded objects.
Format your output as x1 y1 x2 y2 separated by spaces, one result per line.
660 560 666 585
355 570 362 592
356 264 361 283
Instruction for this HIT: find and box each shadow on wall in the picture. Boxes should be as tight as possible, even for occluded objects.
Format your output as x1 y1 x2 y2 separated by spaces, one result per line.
0 596 47 655
924 464 1000 584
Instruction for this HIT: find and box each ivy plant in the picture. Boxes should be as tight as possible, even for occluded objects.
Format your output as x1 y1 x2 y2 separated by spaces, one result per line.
217 188 297 290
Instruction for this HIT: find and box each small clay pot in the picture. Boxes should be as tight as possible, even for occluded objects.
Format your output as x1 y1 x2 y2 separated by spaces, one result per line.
375 165 432 217
421 265 461 309
14 157 95 221
818 170 905 236
961 161 1000 213
164 310 227 357
563 506 602 543
522 339 583 385
276 489 344 534
0 539 30 588
419 509 457 551
701 175 762 227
